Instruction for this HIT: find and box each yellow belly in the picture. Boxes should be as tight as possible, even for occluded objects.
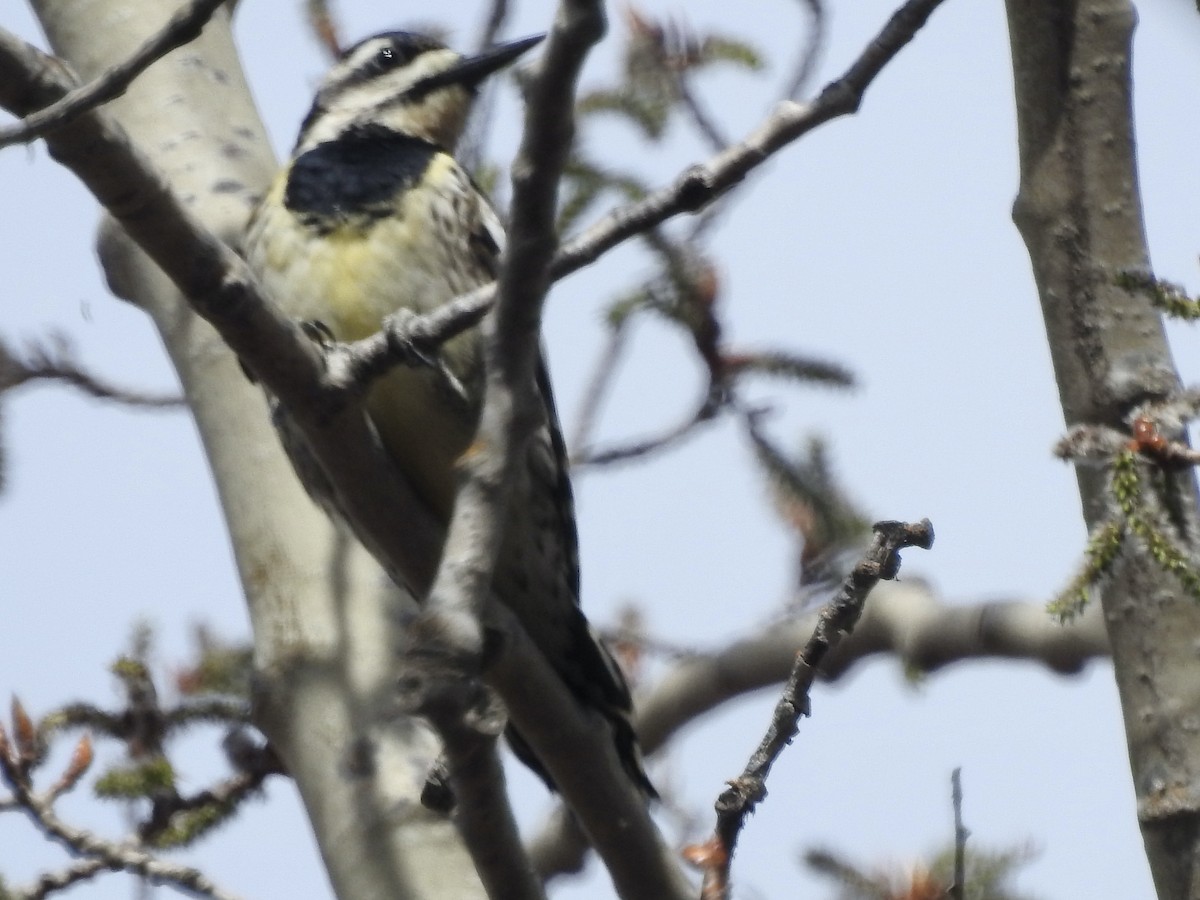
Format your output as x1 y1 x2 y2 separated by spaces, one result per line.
246 166 485 520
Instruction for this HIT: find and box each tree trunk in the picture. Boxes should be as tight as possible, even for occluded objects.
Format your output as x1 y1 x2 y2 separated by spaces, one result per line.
27 2 484 897
1005 0 1200 895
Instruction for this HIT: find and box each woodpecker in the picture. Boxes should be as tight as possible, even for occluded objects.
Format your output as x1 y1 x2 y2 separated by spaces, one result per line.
243 31 654 796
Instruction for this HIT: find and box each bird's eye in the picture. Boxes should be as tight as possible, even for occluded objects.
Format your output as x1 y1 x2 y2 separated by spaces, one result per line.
359 44 402 75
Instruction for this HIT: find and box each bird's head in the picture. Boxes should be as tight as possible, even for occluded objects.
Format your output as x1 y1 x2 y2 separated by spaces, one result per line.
293 31 544 154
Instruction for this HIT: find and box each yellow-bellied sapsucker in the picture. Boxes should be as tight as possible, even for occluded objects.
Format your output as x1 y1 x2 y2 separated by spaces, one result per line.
244 30 654 796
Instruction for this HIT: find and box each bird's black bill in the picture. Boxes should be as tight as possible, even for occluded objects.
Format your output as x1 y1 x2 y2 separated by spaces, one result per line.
413 33 545 96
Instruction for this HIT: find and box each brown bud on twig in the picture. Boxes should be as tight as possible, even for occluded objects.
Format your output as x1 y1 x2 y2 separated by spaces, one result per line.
682 834 730 900
11 696 37 768
49 732 94 797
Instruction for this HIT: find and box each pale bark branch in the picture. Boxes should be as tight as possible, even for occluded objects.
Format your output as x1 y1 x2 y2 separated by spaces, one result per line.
0 0 227 149
640 586 1108 752
414 0 606 635
487 604 694 900
8 6 482 898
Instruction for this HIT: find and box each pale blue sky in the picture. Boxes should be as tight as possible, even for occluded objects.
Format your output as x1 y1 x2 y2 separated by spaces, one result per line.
3 1 1200 897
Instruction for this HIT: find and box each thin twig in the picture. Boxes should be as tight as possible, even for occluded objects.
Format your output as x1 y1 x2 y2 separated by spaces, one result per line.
18 857 108 900
142 771 251 843
574 389 721 467
473 0 512 53
802 848 883 896
305 0 343 59
164 696 251 729
331 307 477 407
950 767 968 900
552 0 948 272
0 0 228 148
0 758 240 900
567 316 632 456
459 0 514 175
0 337 184 408
781 0 826 100
676 73 729 152
687 519 934 900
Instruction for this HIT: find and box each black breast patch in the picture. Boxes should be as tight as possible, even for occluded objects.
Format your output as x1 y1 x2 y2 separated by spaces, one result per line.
284 125 439 232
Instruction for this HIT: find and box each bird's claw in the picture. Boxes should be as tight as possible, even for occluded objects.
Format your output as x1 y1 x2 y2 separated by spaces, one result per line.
300 319 337 347
384 308 441 370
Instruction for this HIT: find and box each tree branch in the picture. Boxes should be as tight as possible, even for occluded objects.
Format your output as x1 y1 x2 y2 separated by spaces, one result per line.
331 0 951 383
675 73 730 153
404 682 544 900
574 389 720 467
689 520 934 900
0 728 240 900
949 768 968 900
0 335 184 408
530 582 1108 882
780 0 826 101
0 0 227 149
550 0 949 279
413 0 606 641
487 605 694 900
638 584 1106 753
567 316 632 456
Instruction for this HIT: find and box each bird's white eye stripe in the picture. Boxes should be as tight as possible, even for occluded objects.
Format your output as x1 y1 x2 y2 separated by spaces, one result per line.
346 44 407 85
335 32 447 89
